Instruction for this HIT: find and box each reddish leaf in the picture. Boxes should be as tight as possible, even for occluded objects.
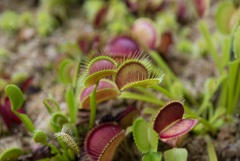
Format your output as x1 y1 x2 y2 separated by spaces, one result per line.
84 123 124 161
160 119 198 139
153 101 184 134
115 106 139 129
104 36 140 59
115 62 148 90
0 98 23 129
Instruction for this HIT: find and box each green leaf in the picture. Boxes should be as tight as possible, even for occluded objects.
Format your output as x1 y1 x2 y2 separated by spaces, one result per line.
0 148 23 161
33 129 47 145
233 24 240 59
227 59 240 114
43 97 61 114
13 112 35 133
5 84 24 111
132 118 158 154
215 1 236 34
59 59 74 84
142 152 162 161
205 135 218 161
164 148 188 161
65 88 77 124
4 84 36 132
51 113 69 129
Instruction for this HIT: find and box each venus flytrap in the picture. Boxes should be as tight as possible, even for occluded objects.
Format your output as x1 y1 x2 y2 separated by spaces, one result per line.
43 97 69 132
155 102 197 161
132 101 198 161
103 35 141 62
54 124 80 158
79 79 120 110
115 54 164 91
116 53 165 105
82 55 118 87
131 18 159 50
114 106 139 129
43 98 80 160
153 101 198 147
83 0 108 28
79 55 119 128
84 123 125 161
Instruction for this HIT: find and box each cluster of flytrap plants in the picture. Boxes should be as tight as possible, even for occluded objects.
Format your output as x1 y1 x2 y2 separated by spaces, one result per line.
0 44 198 161
2 1 240 161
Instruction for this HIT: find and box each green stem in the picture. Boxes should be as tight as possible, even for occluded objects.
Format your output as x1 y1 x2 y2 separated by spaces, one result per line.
149 85 173 98
89 81 99 129
198 21 222 73
218 79 227 107
199 118 216 135
149 51 177 81
120 91 165 106
205 135 218 161
197 96 209 115
150 51 198 105
73 61 81 91
228 60 240 114
133 86 157 99
65 88 77 124
221 37 231 70
14 112 35 133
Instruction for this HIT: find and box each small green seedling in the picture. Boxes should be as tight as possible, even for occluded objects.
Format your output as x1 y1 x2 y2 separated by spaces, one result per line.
5 84 47 144
0 10 19 33
36 11 57 36
132 118 161 161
